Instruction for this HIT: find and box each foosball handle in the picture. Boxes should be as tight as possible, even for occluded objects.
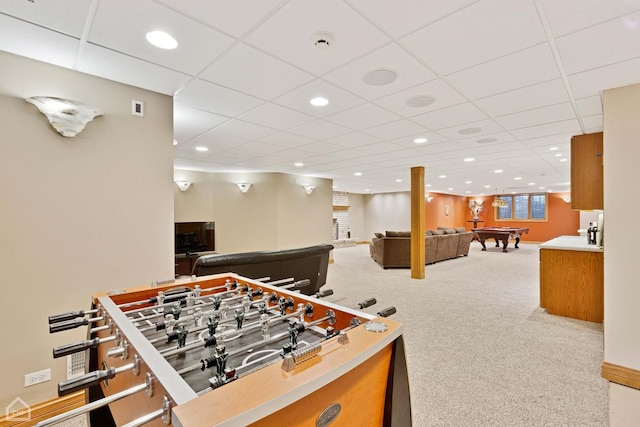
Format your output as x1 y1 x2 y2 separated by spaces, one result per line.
58 368 116 396
357 298 377 309
293 279 311 289
48 311 87 324
53 338 101 358
49 318 89 333
377 306 397 318
315 289 334 298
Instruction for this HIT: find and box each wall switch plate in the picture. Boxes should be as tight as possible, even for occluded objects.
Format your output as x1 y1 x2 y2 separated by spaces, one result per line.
132 100 144 117
24 369 51 387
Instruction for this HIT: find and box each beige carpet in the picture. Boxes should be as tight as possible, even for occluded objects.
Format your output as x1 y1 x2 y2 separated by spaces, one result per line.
326 241 608 426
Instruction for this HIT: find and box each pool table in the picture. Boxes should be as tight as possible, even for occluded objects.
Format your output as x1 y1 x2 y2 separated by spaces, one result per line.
471 227 529 252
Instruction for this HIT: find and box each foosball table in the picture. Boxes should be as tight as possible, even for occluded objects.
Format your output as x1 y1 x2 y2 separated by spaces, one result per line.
41 273 411 426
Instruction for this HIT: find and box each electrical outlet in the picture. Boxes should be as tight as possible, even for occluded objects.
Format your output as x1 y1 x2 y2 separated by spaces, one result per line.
24 369 51 387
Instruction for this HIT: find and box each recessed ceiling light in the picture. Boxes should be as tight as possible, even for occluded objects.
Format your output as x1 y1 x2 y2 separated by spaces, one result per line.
395 179 403 183
294 162 304 167
484 185 491 188
173 139 178 146
364 188 370 192
549 147 559 151
310 97 329 107
477 137 497 144
459 127 481 135
494 169 503 173
465 181 472 184
146 31 178 49
414 137 427 144
448 187 454 191
539 186 546 189
406 96 435 108
426 184 432 187
195 146 208 152
464 157 475 162
466 190 471 194
439 175 446 178
555 153 562 157
354 172 362 176
514 177 522 180
528 182 535 186
332 185 337 189
560 158 568 162
363 68 398 86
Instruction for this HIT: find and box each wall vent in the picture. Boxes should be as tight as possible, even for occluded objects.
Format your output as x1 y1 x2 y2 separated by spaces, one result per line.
67 352 86 380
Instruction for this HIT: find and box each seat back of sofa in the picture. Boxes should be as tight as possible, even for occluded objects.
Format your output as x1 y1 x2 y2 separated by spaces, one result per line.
456 232 473 256
192 244 333 295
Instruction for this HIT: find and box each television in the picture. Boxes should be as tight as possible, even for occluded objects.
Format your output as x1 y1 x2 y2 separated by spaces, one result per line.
175 222 215 255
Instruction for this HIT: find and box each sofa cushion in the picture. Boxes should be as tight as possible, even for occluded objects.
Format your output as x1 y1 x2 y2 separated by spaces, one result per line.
386 231 411 237
425 230 433 236
431 229 445 235
455 227 467 233
374 232 384 238
444 228 457 234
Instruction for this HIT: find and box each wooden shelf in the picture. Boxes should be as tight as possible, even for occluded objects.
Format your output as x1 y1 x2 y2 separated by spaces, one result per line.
333 205 350 211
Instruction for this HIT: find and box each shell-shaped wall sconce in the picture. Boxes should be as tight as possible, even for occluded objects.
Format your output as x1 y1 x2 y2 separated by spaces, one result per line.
25 96 102 137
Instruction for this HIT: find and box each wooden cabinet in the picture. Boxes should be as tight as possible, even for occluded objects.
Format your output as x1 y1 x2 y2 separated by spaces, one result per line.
571 132 603 210
539 248 603 322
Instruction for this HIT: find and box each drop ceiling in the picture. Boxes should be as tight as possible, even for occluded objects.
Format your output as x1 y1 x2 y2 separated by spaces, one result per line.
2 0 639 195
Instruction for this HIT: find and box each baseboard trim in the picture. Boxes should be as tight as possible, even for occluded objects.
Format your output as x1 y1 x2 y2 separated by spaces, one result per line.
602 361 640 390
0 391 85 426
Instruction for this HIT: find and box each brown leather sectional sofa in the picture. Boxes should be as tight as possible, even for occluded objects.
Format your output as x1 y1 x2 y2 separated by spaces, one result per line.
369 227 473 269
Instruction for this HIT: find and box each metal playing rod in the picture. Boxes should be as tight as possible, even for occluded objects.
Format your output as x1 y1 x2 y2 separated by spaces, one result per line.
48 307 100 324
120 396 171 427
53 335 117 358
49 316 104 333
57 356 139 396
36 376 151 427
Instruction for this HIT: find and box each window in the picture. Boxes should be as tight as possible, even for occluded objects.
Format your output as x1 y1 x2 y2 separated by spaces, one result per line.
495 193 547 221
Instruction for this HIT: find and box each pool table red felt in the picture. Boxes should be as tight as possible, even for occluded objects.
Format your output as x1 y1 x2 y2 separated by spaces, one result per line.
471 227 529 252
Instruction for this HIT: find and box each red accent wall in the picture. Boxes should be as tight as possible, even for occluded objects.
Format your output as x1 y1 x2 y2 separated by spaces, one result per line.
425 192 579 243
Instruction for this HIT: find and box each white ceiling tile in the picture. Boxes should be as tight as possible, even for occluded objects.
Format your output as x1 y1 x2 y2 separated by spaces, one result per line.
511 119 582 140
518 133 574 148
401 0 546 75
220 141 284 157
255 132 315 148
362 119 428 140
0 15 79 69
209 119 278 141
324 103 400 130
348 0 479 38
79 44 192 95
153 0 283 38
373 79 467 118
447 44 561 99
181 128 249 154
287 120 353 140
355 141 406 155
556 11 640 75
244 0 390 75
391 132 450 148
412 103 488 130
272 79 365 117
199 43 314 101
495 103 577 130
455 132 517 147
567 56 640 99
0 0 92 37
436 119 506 140
581 114 604 130
174 104 229 143
324 132 382 148
541 0 640 37
323 43 437 100
576 95 603 116
238 103 315 130
90 0 234 75
474 79 571 117
175 79 264 117
297 141 346 155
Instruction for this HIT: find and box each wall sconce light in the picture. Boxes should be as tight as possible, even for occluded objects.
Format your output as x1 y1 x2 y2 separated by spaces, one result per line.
302 185 315 195
561 196 571 204
426 196 434 203
25 96 102 137
175 181 192 192
236 183 252 193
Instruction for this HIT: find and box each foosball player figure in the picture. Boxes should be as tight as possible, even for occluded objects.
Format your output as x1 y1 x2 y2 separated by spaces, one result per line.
212 294 222 311
214 345 229 379
171 302 182 320
260 313 270 340
193 307 203 328
193 284 201 298
176 323 188 349
288 321 300 350
207 314 219 337
234 308 244 330
257 301 268 315
165 313 176 335
242 295 251 313
220 302 229 320
157 290 165 306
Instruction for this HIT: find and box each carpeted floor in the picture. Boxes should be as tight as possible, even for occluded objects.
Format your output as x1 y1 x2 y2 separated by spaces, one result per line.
326 241 608 426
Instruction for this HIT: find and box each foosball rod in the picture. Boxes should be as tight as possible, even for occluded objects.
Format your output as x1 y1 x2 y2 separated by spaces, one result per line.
57 356 140 396
48 306 101 324
120 396 171 427
52 335 117 358
49 316 106 333
124 287 241 319
36 374 152 427
116 281 235 309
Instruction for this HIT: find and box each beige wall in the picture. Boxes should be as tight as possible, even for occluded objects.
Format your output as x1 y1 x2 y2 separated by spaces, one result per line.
603 84 640 370
347 193 366 242
0 52 174 409
174 170 333 253
363 192 412 240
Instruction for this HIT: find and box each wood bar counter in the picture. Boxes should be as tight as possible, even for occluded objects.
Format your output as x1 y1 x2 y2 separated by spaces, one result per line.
539 236 603 323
